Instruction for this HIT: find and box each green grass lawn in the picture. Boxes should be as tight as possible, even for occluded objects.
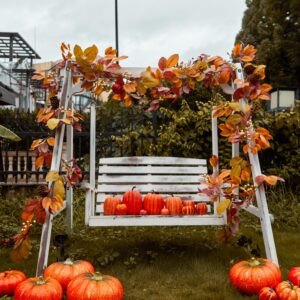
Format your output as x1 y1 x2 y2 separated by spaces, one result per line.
1 188 300 299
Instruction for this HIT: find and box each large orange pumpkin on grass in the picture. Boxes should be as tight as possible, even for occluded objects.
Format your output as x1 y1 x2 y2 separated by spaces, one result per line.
122 187 142 215
275 281 300 300
259 287 278 300
67 272 123 300
14 277 63 300
44 258 94 290
165 196 182 215
0 270 26 296
288 267 300 286
104 197 121 215
229 258 282 294
143 192 164 215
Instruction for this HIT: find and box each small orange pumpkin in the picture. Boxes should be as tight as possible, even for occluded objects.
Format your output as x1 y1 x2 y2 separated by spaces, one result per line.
275 281 300 300
161 208 170 215
182 206 195 215
183 200 195 208
165 196 182 215
196 203 208 215
143 192 164 215
122 187 142 215
259 287 278 300
115 203 127 215
104 197 121 215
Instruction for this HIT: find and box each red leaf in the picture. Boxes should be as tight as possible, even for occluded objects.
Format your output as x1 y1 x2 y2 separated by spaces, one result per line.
158 57 167 70
233 87 245 100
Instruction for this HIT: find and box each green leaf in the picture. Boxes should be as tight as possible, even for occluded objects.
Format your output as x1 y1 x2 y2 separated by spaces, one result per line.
0 125 21 142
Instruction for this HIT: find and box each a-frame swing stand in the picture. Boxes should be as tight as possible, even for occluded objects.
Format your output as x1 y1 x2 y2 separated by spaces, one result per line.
36 63 278 276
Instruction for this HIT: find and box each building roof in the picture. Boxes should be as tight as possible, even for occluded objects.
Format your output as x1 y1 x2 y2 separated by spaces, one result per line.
0 32 40 59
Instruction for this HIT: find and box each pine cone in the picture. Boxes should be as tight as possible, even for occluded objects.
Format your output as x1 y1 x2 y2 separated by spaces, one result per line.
38 185 50 197
50 96 60 110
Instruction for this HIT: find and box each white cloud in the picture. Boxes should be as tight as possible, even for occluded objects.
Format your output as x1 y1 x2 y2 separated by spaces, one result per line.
1 0 246 66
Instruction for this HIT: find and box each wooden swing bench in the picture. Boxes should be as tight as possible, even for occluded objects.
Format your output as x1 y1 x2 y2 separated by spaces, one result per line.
85 156 226 227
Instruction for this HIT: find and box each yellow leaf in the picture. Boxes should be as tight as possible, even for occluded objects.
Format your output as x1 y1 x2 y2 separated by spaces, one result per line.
53 178 65 198
217 199 231 215
47 118 60 130
166 54 179 68
83 45 98 62
229 102 241 112
231 164 242 178
74 45 83 59
227 114 241 125
46 170 59 182
61 118 72 125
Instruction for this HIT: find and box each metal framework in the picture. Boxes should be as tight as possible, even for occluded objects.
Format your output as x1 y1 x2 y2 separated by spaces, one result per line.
0 32 40 60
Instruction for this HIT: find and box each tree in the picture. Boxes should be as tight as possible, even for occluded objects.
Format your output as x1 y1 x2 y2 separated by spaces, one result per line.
235 0 300 89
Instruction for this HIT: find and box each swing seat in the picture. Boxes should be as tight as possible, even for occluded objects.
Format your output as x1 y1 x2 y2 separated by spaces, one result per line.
85 156 227 226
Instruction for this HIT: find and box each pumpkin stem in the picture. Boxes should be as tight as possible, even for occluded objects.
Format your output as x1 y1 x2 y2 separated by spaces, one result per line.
248 257 262 267
36 277 46 285
63 258 74 265
287 280 295 289
132 186 136 191
93 272 103 281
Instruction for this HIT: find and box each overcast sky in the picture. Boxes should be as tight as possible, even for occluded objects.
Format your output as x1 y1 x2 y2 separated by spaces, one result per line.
1 0 247 67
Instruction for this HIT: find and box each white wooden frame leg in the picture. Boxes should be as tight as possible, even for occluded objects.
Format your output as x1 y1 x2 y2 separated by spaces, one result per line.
235 63 278 265
85 100 96 225
66 88 74 233
36 62 72 276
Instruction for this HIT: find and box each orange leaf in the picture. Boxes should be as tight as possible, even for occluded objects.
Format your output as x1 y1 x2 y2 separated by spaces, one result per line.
42 197 52 209
105 47 117 56
113 55 128 62
260 83 272 93
241 55 254 62
233 43 242 57
219 69 231 84
243 144 249 154
32 74 44 80
30 139 43 151
264 175 285 186
241 168 251 182
47 137 55 147
35 155 44 170
124 95 132 107
124 82 137 93
21 211 34 222
166 54 179 68
209 155 218 168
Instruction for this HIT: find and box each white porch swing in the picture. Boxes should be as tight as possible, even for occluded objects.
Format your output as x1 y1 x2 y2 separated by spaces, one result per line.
36 62 278 276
